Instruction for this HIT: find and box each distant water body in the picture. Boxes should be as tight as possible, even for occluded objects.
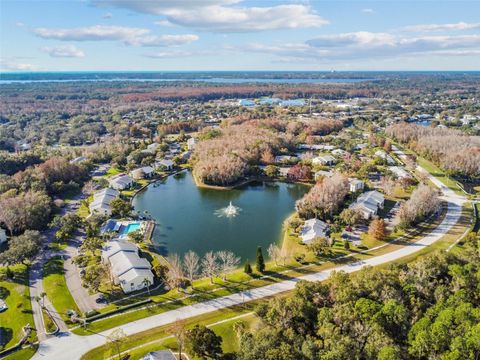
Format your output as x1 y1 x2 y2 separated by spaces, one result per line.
0 77 373 85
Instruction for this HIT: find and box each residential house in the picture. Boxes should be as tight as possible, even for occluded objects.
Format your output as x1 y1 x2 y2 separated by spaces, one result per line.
130 166 155 180
300 218 329 244
312 155 336 166
109 174 134 190
89 188 120 216
0 228 7 244
155 159 174 171
146 142 159 153
275 155 298 164
374 150 396 165
315 170 334 181
332 149 347 157
187 137 196 150
388 166 411 179
102 241 154 294
348 178 365 192
349 190 385 219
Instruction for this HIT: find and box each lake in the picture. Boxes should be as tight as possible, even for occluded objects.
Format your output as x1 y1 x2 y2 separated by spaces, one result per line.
132 171 309 262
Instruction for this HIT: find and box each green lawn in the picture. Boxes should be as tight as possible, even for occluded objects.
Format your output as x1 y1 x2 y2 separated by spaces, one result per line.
0 265 35 351
416 157 462 194
104 167 122 178
43 256 81 322
81 302 259 360
1 345 38 360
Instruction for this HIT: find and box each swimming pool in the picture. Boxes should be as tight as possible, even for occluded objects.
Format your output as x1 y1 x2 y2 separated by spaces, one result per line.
122 222 142 235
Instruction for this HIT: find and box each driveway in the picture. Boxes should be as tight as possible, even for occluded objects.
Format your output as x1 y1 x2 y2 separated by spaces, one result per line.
63 234 104 314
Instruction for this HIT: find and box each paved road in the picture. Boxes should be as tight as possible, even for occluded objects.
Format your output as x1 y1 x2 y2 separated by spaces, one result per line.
63 233 103 314
31 169 467 360
29 199 83 340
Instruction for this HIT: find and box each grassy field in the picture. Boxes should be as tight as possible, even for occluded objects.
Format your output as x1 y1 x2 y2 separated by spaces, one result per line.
43 256 81 322
0 265 35 351
416 157 462 194
80 301 261 360
1 345 38 360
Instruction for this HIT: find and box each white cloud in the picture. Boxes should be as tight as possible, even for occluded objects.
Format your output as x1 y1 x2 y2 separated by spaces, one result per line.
32 25 199 47
15 22 25 27
125 34 198 47
144 49 214 58
40 44 85 58
0 58 40 71
244 32 480 62
94 0 329 32
102 12 113 19
33 25 149 41
404 22 480 32
362 8 375 14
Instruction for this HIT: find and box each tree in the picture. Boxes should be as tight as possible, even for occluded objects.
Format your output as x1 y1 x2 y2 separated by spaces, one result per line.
0 230 42 265
369 219 387 241
256 246 265 273
83 264 107 292
308 237 331 257
244 261 252 275
296 174 349 220
166 254 184 290
202 251 219 284
397 184 441 228
264 165 279 178
287 164 312 181
109 198 133 218
186 325 223 359
217 251 240 280
183 250 200 286
142 277 152 294
267 244 281 265
127 229 143 243
106 328 127 360
340 208 362 226
169 319 187 360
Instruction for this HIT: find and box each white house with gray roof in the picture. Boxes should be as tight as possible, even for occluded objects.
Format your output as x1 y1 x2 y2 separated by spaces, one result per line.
102 241 154 293
89 188 120 216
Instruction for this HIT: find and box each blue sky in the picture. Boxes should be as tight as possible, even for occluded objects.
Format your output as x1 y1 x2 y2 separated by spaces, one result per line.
1 0 479 71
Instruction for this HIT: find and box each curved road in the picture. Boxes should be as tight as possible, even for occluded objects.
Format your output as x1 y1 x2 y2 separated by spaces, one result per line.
32 172 467 360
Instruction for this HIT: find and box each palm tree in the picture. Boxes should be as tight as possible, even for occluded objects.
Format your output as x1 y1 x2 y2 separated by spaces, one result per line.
142 278 152 295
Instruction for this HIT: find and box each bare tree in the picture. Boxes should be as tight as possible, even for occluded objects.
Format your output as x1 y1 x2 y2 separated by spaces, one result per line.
106 328 127 360
183 250 200 286
279 246 289 266
217 251 240 280
267 244 281 266
202 251 219 284
166 254 184 290
169 319 187 360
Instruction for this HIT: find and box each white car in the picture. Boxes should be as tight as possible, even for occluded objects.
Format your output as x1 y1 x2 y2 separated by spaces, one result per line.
0 299 8 312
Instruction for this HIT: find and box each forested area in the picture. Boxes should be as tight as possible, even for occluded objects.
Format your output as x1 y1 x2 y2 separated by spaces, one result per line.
192 117 346 186
386 123 480 177
236 233 480 360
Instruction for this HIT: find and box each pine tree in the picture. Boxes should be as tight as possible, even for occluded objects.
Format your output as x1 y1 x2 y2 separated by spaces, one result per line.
368 219 387 241
244 261 252 275
256 246 265 273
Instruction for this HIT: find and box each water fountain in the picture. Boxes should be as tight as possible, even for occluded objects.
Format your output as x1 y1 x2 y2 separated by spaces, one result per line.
215 201 241 218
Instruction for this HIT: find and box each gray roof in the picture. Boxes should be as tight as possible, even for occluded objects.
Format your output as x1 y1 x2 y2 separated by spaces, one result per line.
102 241 138 261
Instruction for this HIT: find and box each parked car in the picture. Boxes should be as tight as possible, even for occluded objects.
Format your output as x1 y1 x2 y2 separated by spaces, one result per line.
95 294 107 304
0 299 8 312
